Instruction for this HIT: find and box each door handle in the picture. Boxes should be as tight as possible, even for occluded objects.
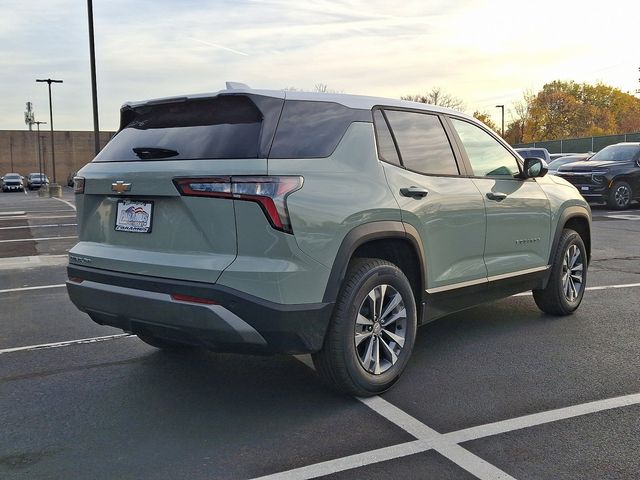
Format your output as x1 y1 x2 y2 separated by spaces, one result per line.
400 186 429 198
486 192 508 201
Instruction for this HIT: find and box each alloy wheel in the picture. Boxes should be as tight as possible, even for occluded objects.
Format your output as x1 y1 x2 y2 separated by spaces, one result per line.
614 185 630 208
354 284 407 375
561 244 584 302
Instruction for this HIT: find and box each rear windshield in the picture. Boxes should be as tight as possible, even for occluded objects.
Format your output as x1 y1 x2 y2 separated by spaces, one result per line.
93 94 284 161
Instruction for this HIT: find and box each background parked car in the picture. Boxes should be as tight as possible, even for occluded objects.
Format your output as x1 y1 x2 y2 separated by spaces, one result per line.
26 173 50 190
556 142 640 209
549 152 581 161
67 171 77 187
515 147 551 163
1 173 25 192
547 154 592 174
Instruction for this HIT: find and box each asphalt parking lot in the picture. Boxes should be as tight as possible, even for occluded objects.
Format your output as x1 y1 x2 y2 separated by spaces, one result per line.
1 189 639 480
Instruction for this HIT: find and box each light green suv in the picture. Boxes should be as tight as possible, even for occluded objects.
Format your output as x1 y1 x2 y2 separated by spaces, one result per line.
67 85 591 396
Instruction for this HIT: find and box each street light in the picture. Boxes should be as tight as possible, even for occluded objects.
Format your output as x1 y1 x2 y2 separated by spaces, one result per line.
36 78 63 183
87 0 100 155
34 121 47 179
495 105 505 138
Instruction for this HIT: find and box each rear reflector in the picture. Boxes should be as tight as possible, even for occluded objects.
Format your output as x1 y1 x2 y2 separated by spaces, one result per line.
170 294 218 305
173 176 303 234
68 277 84 283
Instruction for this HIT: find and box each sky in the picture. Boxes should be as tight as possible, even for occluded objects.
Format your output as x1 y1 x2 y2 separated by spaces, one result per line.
1 0 639 132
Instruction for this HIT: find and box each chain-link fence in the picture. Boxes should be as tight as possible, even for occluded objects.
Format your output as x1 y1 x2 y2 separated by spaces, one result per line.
513 132 640 153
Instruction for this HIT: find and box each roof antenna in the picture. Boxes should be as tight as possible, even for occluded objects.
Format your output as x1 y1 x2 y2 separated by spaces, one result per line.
225 82 250 90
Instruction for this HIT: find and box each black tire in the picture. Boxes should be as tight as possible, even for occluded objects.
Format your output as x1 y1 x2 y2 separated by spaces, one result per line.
312 258 417 397
533 228 587 315
607 180 632 210
136 332 195 351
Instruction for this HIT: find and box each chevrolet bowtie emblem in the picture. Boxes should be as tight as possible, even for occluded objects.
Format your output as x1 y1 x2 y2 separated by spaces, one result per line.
111 181 131 194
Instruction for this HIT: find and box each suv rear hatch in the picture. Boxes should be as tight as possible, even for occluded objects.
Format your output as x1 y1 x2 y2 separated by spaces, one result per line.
70 92 285 284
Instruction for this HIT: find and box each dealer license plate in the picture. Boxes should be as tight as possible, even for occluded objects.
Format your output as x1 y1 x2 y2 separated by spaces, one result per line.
115 200 153 233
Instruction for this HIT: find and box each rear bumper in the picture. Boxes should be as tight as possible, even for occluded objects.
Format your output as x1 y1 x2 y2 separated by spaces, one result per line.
67 265 334 354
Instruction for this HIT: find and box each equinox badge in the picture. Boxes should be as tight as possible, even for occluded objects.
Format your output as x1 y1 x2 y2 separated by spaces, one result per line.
111 181 131 194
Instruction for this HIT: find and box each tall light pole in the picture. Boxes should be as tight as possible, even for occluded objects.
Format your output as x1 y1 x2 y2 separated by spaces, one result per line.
495 105 505 138
36 78 63 183
87 0 100 155
34 121 47 178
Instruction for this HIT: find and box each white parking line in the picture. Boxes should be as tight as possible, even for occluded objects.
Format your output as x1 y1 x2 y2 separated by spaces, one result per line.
0 334 134 354
513 282 640 297
0 214 77 221
51 196 77 211
0 211 26 216
0 235 77 243
0 223 77 230
258 359 640 480
0 284 66 294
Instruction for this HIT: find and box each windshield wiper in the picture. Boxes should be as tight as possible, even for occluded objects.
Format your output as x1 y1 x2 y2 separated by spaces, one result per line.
132 147 179 159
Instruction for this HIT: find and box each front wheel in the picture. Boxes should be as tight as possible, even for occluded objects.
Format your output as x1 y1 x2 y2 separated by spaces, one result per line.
607 180 632 210
313 258 417 397
533 228 587 315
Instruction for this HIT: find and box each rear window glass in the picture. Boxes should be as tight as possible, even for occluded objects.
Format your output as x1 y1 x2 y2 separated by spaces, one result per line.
384 110 459 175
93 95 284 161
269 100 371 158
373 110 400 166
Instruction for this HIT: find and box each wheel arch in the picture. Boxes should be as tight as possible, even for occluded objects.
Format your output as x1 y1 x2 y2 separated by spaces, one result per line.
322 221 426 322
551 206 592 264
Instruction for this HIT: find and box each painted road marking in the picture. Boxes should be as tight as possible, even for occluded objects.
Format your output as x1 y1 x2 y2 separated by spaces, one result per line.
0 334 134 355
0 235 77 243
0 284 66 294
0 223 77 230
51 196 77 211
0 211 26 216
0 255 68 269
513 282 640 296
604 214 640 221
0 214 77 221
253 392 640 480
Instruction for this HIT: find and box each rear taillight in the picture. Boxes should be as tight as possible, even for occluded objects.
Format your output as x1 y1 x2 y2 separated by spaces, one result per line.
173 176 303 234
74 177 85 194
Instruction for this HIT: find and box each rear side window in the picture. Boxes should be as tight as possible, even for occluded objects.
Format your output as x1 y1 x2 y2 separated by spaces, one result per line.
384 110 459 175
269 101 371 158
373 110 400 166
94 95 284 161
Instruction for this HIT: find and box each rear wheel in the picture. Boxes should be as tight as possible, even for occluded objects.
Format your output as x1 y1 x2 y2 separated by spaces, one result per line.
313 258 417 397
136 333 195 351
533 228 587 315
607 181 632 210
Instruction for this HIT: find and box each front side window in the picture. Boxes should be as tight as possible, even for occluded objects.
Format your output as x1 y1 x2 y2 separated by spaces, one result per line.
451 118 520 177
384 110 458 175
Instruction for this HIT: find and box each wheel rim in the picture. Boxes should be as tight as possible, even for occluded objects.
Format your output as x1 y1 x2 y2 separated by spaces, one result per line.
354 284 407 375
561 244 584 302
614 185 630 207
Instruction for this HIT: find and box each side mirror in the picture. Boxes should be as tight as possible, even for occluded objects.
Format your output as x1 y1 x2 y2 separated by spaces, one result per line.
523 157 548 178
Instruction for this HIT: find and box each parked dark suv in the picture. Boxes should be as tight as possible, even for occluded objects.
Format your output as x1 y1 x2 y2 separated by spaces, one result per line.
556 143 640 209
67 85 592 396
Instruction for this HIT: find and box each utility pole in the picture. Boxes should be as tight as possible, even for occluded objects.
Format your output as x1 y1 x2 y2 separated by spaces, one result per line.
9 138 14 172
87 0 100 155
36 78 63 183
495 105 505 138
34 121 47 179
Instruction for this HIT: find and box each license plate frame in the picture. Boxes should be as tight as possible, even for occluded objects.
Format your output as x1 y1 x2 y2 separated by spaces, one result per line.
115 199 154 234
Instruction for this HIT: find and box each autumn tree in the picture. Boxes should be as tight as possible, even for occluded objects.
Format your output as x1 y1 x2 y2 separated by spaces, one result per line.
516 80 640 142
472 111 500 133
402 87 465 111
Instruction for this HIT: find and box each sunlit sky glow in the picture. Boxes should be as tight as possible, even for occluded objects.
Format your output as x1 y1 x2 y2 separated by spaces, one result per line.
1 0 638 131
